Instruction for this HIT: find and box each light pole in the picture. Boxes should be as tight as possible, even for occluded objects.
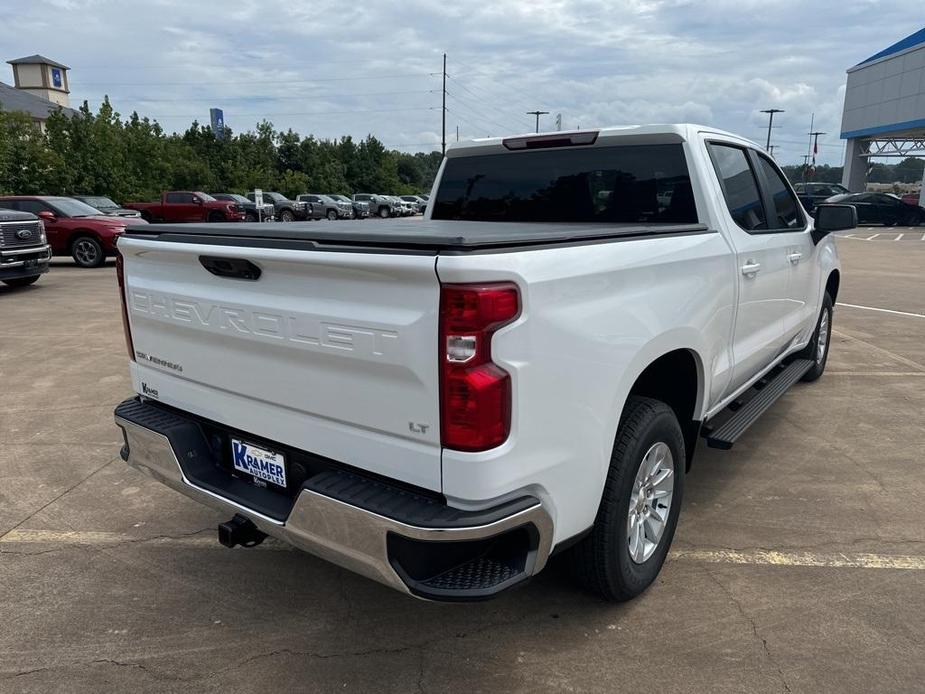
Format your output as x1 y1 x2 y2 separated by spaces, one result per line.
526 110 549 133
760 108 784 151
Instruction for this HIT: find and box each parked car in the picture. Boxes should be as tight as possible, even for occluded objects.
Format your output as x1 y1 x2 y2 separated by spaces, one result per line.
400 195 427 213
793 182 849 213
246 191 316 222
297 194 353 220
73 195 142 218
0 209 51 287
901 192 922 206
124 192 246 223
114 124 848 602
389 196 415 216
0 196 147 267
211 193 275 222
826 192 924 226
353 194 400 218
328 194 369 219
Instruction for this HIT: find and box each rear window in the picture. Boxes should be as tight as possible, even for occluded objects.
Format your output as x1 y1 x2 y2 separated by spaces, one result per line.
431 144 697 224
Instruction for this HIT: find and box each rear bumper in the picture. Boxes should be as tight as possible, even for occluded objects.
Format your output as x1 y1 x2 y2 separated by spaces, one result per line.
114 397 553 601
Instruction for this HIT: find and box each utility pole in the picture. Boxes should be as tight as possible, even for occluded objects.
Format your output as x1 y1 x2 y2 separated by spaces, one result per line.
807 131 826 181
456 125 459 142
760 108 784 150
441 53 446 156
526 110 549 133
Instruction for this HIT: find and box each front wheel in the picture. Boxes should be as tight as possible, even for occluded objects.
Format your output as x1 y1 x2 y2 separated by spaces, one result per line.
379 207 390 218
279 209 295 222
569 396 685 601
798 292 833 382
326 209 338 221
71 237 105 268
2 275 41 288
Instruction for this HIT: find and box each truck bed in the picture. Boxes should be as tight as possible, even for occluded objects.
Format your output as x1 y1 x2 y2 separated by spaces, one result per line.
125 219 710 253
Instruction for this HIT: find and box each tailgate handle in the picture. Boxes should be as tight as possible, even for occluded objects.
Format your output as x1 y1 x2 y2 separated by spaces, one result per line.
199 256 261 281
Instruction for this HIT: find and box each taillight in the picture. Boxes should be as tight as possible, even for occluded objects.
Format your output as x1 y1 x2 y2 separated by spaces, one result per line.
439 283 520 451
115 248 135 362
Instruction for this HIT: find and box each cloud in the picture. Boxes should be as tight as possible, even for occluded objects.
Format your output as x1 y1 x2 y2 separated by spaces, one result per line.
0 0 921 164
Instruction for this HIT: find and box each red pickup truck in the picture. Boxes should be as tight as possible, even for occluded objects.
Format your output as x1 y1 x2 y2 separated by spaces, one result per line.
124 192 246 223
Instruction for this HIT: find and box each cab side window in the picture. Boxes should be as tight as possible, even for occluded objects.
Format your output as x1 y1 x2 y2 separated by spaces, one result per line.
708 144 767 231
755 155 804 230
166 192 193 204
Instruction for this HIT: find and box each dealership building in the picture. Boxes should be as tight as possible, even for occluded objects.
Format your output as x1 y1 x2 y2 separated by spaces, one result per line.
0 54 76 129
841 28 925 203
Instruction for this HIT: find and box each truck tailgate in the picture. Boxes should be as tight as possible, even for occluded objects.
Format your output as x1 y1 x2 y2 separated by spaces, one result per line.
119 236 442 491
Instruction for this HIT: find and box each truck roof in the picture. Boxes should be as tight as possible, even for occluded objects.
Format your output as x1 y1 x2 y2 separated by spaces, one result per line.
445 123 762 158
124 219 709 254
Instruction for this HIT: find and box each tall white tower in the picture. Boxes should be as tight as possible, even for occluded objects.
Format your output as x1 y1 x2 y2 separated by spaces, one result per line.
7 55 70 107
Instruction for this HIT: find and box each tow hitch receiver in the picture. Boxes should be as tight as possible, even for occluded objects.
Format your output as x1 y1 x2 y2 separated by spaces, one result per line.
218 514 267 548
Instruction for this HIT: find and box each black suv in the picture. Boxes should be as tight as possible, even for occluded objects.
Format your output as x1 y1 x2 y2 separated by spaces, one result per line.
794 182 849 213
0 209 51 288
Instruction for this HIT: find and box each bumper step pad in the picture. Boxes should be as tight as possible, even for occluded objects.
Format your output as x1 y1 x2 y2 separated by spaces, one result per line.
704 359 813 450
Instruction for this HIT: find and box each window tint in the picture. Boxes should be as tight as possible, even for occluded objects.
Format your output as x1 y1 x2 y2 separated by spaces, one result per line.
755 155 803 230
166 192 193 204
432 144 697 224
13 200 49 214
708 144 766 231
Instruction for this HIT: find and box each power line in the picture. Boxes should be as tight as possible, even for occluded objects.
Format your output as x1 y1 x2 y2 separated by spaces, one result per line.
114 89 437 103
133 106 439 119
77 72 435 87
445 95 521 135
445 75 534 128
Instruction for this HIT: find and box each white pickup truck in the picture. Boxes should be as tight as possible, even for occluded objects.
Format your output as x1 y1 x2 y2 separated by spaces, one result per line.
113 124 855 602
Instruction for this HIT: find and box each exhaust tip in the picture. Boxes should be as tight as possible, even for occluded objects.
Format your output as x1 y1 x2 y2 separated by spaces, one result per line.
218 514 267 548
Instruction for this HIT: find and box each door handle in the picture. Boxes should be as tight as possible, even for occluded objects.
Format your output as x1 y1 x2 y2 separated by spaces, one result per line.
740 260 761 276
787 252 803 263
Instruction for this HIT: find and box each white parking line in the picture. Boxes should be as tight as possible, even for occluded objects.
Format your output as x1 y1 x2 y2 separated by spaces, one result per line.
836 302 925 319
670 548 925 571
895 233 904 241
4 529 923 571
865 233 880 240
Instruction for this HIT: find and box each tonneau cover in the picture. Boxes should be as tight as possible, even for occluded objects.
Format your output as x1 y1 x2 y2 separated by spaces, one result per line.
125 219 709 252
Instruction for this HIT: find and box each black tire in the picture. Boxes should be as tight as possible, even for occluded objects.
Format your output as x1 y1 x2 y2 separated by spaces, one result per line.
71 236 105 268
207 211 225 223
2 275 41 288
798 292 833 382
279 209 295 222
245 211 258 222
140 210 152 223
326 209 338 221
902 212 920 227
379 206 390 218
569 396 685 601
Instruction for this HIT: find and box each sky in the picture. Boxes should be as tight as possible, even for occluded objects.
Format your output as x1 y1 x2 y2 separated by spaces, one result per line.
0 0 922 166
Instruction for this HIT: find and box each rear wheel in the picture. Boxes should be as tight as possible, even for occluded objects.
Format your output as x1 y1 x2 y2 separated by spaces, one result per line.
569 396 685 601
902 211 921 227
71 236 105 268
798 292 833 382
245 211 258 222
2 275 40 288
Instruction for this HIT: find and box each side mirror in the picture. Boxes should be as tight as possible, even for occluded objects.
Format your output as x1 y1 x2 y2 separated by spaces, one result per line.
37 210 56 222
193 197 204 205
812 203 856 242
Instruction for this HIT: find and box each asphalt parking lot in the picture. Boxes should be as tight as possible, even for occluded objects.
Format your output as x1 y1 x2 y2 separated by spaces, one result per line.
2 235 924 694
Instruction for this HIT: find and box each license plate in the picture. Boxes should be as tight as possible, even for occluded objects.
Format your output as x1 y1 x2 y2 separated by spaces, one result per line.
24 259 38 269
231 439 286 488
